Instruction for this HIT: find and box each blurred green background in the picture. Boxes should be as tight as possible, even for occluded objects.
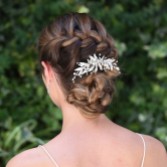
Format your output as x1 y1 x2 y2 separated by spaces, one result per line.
0 0 167 166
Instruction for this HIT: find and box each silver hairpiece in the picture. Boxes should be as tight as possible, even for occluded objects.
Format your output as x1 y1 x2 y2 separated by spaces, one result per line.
72 53 120 82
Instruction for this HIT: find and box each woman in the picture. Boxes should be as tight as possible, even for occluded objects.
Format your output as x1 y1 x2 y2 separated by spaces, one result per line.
7 12 167 167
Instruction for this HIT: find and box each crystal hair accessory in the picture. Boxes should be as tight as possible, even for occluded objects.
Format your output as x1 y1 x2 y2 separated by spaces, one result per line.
72 53 120 83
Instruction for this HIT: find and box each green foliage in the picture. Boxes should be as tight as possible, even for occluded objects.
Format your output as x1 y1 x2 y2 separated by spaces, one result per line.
0 0 167 165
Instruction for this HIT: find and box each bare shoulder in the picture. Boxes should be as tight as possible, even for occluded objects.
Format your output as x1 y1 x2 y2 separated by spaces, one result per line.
6 147 44 167
142 134 167 166
143 134 166 154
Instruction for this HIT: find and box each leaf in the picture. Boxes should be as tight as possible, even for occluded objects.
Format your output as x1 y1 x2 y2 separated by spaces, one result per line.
145 42 167 59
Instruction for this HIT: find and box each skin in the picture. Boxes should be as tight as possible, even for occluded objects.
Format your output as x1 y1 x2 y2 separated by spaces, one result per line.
6 62 167 167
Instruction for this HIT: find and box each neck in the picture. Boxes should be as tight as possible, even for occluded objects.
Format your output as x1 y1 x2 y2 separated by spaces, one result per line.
59 101 110 134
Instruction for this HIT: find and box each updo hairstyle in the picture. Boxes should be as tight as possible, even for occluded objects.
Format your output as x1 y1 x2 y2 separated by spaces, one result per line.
38 12 120 116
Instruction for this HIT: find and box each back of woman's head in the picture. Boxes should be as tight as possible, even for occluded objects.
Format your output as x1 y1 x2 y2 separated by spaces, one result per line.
38 12 120 116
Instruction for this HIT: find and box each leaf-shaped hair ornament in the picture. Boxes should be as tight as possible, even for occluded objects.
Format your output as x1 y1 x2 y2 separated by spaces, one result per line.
72 53 120 83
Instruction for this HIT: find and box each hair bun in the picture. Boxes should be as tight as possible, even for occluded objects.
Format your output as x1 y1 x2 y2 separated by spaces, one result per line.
67 70 119 115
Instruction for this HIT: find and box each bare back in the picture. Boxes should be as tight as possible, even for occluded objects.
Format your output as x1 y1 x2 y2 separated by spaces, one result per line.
7 122 167 167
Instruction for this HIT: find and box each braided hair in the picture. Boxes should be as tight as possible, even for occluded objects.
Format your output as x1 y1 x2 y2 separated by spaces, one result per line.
38 13 120 116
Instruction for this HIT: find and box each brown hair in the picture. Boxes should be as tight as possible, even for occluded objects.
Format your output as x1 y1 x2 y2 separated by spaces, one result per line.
38 12 120 116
